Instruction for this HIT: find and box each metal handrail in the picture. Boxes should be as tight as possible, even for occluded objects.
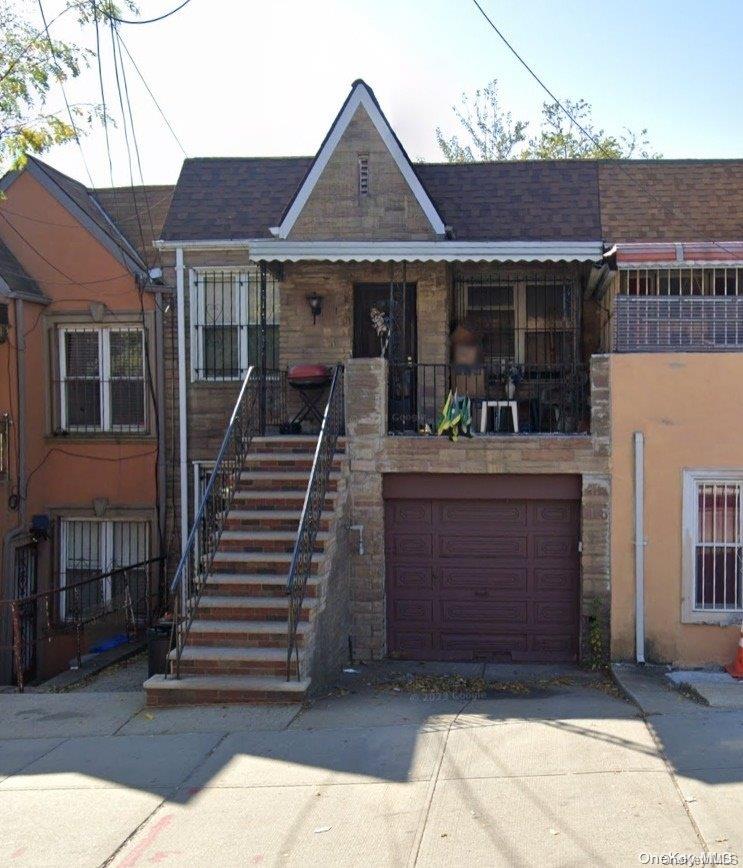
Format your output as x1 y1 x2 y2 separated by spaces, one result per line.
286 365 344 681
169 365 260 678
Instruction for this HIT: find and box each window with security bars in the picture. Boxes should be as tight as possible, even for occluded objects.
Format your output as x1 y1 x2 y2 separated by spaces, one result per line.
693 482 743 612
455 274 578 368
59 519 149 620
59 327 146 432
190 269 280 381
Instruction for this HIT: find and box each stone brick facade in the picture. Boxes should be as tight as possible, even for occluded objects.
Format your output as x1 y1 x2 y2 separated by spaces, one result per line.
344 356 612 663
288 105 436 242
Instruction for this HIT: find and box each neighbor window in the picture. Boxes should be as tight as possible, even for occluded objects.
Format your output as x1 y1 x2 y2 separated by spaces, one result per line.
683 471 743 622
59 327 145 432
58 518 149 620
190 268 279 381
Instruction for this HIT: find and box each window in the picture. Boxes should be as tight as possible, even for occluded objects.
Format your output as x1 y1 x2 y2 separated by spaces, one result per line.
460 277 577 367
59 327 145 432
59 518 149 620
683 472 743 623
190 269 280 381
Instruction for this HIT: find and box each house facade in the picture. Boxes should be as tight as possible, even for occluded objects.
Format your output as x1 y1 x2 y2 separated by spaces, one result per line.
141 79 743 705
0 158 172 685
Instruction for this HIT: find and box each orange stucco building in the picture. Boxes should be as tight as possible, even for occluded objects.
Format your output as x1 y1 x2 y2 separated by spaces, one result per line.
0 157 172 684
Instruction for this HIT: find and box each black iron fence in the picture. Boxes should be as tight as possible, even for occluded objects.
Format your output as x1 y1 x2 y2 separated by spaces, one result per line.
0 556 163 692
388 362 589 435
286 365 344 680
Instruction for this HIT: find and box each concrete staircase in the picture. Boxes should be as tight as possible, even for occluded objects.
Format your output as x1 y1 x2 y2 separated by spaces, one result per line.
144 436 347 706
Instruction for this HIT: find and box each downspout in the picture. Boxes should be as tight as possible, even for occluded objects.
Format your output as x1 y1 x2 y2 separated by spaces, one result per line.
175 249 189 580
634 431 646 664
154 297 167 569
14 298 26 524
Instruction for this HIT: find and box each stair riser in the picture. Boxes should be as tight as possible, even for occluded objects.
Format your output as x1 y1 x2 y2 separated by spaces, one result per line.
204 580 317 598
252 440 345 455
224 516 331 532
242 458 343 473
232 495 337 511
218 538 327 554
194 605 312 622
211 558 320 575
177 659 298 677
146 686 305 706
186 632 302 649
237 477 340 492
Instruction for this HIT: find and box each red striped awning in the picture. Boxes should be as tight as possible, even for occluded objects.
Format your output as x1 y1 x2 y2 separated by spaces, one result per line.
614 242 743 266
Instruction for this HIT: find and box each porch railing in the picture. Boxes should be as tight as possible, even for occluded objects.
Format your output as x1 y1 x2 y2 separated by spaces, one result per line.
169 365 260 678
388 362 589 435
0 556 163 692
286 365 344 681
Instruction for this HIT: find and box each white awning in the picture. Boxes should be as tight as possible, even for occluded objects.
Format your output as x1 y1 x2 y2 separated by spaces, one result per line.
247 240 604 263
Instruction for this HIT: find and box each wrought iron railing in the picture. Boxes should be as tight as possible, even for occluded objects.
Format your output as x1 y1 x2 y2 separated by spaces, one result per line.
388 362 589 435
286 365 344 681
0 556 163 692
169 366 260 678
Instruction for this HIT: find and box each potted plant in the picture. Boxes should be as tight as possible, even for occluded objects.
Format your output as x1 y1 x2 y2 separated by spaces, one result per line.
503 362 524 400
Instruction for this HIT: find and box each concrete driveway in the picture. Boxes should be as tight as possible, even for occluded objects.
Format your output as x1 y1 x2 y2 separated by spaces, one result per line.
0 662 741 867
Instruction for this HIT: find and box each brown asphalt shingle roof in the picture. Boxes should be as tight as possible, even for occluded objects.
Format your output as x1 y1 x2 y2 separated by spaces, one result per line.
159 156 743 244
94 185 174 263
0 236 42 299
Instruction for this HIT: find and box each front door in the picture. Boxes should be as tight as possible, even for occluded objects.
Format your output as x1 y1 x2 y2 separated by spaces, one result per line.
353 283 417 430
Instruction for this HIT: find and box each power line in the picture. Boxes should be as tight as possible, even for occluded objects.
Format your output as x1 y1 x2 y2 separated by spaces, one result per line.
35 0 95 188
103 0 194 26
470 0 742 262
116 32 188 157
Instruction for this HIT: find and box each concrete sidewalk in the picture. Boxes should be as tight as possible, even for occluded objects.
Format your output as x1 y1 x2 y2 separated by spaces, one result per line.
0 664 741 866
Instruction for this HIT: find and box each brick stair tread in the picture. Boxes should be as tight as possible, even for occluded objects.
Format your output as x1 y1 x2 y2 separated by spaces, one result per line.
221 530 330 542
193 594 315 609
187 619 309 635
212 551 326 563
226 509 311 520
144 674 310 695
169 646 295 662
239 470 342 480
244 452 346 462
204 573 316 588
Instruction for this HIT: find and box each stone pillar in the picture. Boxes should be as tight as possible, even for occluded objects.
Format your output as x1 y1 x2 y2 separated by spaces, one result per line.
344 358 388 660
582 353 612 664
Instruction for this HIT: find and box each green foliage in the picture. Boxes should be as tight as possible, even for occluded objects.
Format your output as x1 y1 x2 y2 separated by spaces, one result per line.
437 79 661 162
0 1 138 173
585 598 608 671
436 391 473 442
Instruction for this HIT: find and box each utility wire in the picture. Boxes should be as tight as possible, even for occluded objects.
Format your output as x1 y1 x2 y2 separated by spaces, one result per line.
103 0 194 25
116 32 188 157
470 0 742 262
0 1 83 84
35 0 95 187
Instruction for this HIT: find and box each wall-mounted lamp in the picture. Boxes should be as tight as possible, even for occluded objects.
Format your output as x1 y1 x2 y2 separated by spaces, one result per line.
306 292 324 325
0 303 9 344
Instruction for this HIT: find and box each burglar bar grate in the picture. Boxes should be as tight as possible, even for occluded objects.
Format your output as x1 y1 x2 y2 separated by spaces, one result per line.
696 482 743 612
614 296 743 352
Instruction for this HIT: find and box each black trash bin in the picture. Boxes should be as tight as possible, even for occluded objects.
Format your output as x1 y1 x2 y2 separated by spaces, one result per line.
147 622 173 677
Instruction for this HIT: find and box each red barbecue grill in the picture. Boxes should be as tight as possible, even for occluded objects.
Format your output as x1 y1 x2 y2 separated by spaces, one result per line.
287 364 332 430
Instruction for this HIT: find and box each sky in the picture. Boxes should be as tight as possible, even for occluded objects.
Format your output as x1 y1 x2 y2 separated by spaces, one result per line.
25 0 743 188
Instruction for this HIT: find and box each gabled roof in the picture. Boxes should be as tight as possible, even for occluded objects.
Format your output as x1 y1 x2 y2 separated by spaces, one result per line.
0 157 148 275
275 79 446 238
0 236 45 302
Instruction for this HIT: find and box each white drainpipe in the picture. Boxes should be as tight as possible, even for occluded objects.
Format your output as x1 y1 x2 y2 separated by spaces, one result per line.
176 248 189 573
634 431 646 664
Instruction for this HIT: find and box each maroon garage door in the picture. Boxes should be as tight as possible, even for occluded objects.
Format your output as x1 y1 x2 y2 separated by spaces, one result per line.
384 474 581 663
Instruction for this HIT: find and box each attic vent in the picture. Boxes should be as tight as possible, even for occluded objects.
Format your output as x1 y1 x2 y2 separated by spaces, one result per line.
358 155 369 196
